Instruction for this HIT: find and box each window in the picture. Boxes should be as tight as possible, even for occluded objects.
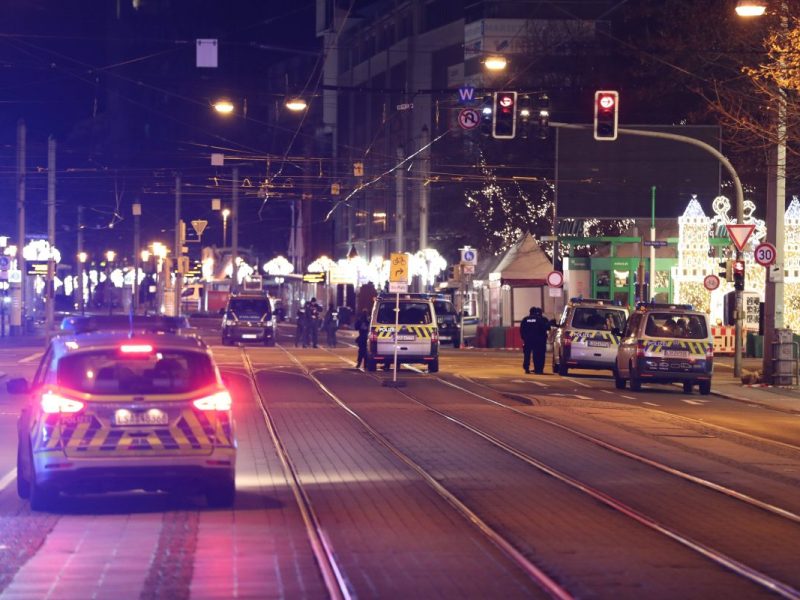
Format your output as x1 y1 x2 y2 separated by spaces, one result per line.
572 308 626 331
57 350 216 395
623 313 641 338
645 313 707 339
377 302 432 324
228 297 271 320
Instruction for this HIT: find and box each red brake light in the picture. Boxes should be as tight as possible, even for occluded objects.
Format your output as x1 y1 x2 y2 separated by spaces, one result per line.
636 341 646 358
563 331 572 346
41 391 85 414
369 330 378 343
119 344 154 354
193 390 233 411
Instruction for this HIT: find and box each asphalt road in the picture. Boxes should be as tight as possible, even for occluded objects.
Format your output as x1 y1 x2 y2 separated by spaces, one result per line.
0 320 799 598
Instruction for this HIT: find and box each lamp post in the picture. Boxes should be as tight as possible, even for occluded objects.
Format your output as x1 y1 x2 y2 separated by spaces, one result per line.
105 250 115 315
736 0 788 384
77 251 87 315
132 201 141 314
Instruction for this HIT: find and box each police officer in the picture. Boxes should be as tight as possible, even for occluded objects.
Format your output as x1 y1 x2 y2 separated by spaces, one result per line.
520 306 550 374
306 297 321 348
354 309 370 369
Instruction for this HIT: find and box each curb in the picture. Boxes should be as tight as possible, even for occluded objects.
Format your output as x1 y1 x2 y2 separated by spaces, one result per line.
709 386 800 416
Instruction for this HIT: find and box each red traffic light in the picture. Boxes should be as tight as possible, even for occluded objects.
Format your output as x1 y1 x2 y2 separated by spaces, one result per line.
733 260 745 274
498 93 515 109
597 93 616 111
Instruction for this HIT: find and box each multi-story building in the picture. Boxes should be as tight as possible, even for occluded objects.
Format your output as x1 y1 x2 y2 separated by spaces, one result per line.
315 0 619 265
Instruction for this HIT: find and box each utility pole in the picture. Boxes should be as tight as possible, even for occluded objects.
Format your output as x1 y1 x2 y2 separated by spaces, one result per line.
132 201 141 314
77 206 85 315
419 125 430 250
231 166 239 293
649 187 657 302
174 175 182 317
395 146 405 252
46 136 56 334
14 119 25 336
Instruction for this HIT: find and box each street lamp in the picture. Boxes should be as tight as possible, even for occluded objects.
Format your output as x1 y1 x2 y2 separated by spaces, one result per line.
484 56 507 71
736 0 788 384
213 99 235 115
736 0 767 16
221 208 230 247
285 97 308 112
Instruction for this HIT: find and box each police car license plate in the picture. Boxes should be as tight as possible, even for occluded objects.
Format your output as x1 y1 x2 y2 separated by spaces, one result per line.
242 333 258 339
665 349 689 358
588 340 610 347
114 409 168 426
397 335 416 341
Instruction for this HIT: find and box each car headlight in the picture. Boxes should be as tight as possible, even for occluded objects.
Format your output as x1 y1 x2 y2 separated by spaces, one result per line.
224 319 237 327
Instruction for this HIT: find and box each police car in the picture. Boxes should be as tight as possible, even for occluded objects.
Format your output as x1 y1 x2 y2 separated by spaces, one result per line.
222 292 276 346
615 302 713 394
9 330 236 510
552 298 629 376
365 294 439 372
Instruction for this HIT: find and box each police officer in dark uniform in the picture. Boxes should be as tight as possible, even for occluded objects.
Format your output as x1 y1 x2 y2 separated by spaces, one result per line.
354 309 370 369
520 306 550 374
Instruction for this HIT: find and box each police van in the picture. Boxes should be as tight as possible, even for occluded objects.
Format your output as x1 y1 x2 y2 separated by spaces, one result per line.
552 298 629 376
615 302 713 394
366 294 439 372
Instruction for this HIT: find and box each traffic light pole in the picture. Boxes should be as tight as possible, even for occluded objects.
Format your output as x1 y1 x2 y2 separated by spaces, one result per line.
552 122 746 377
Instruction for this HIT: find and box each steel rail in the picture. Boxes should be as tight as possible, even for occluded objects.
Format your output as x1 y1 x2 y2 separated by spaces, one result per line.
377 376 800 599
435 377 800 524
241 348 352 600
278 345 574 600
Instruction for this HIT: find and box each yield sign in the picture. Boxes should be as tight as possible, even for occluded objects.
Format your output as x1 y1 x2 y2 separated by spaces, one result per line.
725 223 755 252
191 219 208 237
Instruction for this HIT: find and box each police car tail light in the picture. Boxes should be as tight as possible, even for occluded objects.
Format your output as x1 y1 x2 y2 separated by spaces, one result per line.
193 389 233 411
41 391 85 414
431 328 439 343
706 346 714 360
636 341 646 358
369 330 378 343
562 331 572 347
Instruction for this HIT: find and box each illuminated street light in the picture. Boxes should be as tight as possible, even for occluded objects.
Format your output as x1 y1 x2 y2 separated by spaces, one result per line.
141 250 151 263
105 250 116 263
484 56 507 71
285 97 308 112
735 0 767 16
78 251 88 264
213 99 235 115
222 207 230 247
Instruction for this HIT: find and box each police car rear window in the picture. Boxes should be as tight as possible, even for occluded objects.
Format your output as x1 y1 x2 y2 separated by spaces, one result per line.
572 308 626 331
376 302 432 324
644 313 707 339
57 350 216 394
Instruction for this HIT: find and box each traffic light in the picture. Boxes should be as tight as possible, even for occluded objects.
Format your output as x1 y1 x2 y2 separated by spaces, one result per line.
718 259 732 281
480 95 493 136
594 90 619 141
517 95 531 139
492 91 517 139
733 259 745 291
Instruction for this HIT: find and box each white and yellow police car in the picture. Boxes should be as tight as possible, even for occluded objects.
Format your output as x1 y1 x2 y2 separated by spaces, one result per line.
615 302 713 394
552 298 629 376
9 330 236 510
365 294 440 372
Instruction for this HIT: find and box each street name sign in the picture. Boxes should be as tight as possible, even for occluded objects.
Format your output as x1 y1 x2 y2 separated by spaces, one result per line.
725 223 756 252
754 242 777 267
388 281 408 293
643 240 668 248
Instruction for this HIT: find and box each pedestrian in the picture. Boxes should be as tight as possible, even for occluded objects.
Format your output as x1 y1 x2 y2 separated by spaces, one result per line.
306 297 321 348
354 309 370 369
295 306 306 348
324 303 338 347
520 306 550 374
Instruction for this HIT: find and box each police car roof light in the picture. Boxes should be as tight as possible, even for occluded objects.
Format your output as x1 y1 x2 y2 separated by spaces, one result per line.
569 297 616 305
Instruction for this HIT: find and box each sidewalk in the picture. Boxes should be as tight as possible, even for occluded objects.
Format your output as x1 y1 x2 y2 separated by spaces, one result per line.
709 356 800 414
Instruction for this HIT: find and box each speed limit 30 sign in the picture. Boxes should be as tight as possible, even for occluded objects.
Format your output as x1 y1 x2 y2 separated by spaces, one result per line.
754 242 777 267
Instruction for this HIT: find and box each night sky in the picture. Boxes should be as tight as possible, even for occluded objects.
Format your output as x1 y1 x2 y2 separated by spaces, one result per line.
0 0 317 260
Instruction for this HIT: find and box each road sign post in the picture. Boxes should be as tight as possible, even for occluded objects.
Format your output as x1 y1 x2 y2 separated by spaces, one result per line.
386 253 409 387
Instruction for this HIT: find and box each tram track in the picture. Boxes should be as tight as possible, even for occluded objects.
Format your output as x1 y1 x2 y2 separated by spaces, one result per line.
241 348 352 600
271 344 574 600
304 345 800 598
